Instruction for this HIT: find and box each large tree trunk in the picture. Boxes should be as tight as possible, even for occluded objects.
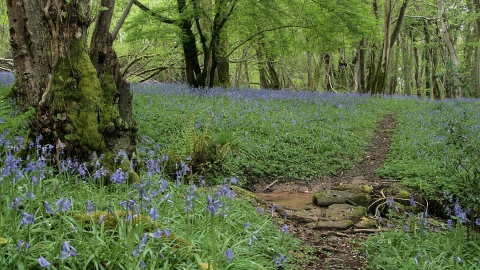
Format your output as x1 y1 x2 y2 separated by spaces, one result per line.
7 0 50 107
7 0 137 164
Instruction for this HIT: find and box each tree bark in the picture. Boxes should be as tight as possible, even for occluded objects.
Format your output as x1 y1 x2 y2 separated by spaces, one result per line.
7 0 50 108
438 0 461 98
473 0 480 98
7 0 137 164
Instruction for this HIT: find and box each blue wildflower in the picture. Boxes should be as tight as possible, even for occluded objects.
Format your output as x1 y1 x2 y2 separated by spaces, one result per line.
44 201 52 214
98 215 105 225
21 212 35 225
60 241 77 260
226 249 233 263
150 207 159 221
38 257 51 268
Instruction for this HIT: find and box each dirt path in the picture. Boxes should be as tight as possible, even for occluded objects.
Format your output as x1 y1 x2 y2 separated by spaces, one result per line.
253 114 397 269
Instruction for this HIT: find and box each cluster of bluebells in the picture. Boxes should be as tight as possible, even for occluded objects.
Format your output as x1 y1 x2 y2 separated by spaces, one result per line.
382 193 480 266
205 177 237 216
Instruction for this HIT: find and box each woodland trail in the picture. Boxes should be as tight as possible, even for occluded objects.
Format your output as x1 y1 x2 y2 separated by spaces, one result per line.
253 114 397 269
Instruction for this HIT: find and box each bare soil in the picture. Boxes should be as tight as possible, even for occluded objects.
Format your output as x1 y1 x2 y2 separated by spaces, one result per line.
252 114 397 269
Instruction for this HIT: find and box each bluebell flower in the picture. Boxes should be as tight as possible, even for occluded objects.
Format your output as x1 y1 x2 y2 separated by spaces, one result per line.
17 240 30 252
56 198 72 212
38 257 50 268
44 201 52 214
21 212 35 225
86 200 94 214
10 197 23 210
150 207 159 221
475 219 480 226
149 229 162 238
163 228 170 237
111 168 126 183
281 224 289 234
141 260 146 268
98 215 105 225
275 256 281 267
26 191 35 199
410 197 416 207
226 249 233 263
386 197 394 207
60 241 77 260
206 193 221 215
245 222 250 229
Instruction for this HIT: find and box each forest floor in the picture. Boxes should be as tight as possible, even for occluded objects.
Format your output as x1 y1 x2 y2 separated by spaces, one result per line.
253 114 397 269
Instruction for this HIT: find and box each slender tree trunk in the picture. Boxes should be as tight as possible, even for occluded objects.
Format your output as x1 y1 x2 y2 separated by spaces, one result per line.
324 53 333 92
438 0 461 98
473 0 480 98
357 39 366 93
307 51 314 90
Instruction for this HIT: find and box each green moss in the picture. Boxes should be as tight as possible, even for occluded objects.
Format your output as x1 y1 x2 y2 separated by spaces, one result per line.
99 72 120 131
398 190 410 199
51 39 104 152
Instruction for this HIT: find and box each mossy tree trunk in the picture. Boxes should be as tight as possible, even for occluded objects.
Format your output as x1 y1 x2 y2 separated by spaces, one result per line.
7 0 137 164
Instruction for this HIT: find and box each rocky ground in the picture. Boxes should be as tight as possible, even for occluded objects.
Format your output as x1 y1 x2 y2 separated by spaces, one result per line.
251 114 399 269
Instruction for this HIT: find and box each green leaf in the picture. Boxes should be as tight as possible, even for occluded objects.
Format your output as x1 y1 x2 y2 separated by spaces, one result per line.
61 11 67 18
99 6 109 11
64 134 71 140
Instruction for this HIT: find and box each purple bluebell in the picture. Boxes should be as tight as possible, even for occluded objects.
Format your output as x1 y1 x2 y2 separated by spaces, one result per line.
410 197 416 207
245 222 250 229
26 191 35 199
281 224 289 234
44 201 52 214
86 200 94 214
206 193 222 215
10 197 23 210
150 207 159 221
21 212 35 225
56 198 72 212
98 214 105 225
111 168 126 183
226 249 233 263
149 229 162 238
17 240 30 252
38 257 51 268
60 241 77 259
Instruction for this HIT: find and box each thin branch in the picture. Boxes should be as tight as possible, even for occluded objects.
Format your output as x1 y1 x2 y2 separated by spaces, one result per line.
133 0 176 24
112 0 135 40
226 25 308 59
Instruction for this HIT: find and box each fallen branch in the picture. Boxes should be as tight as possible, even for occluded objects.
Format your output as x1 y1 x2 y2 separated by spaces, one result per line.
262 180 278 192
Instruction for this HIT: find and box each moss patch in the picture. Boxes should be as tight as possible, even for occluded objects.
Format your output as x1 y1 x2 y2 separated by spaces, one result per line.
51 39 104 155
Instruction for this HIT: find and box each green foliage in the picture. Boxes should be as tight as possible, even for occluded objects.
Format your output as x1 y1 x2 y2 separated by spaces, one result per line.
134 84 413 182
0 86 32 137
162 113 237 181
363 197 480 269
377 99 480 199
